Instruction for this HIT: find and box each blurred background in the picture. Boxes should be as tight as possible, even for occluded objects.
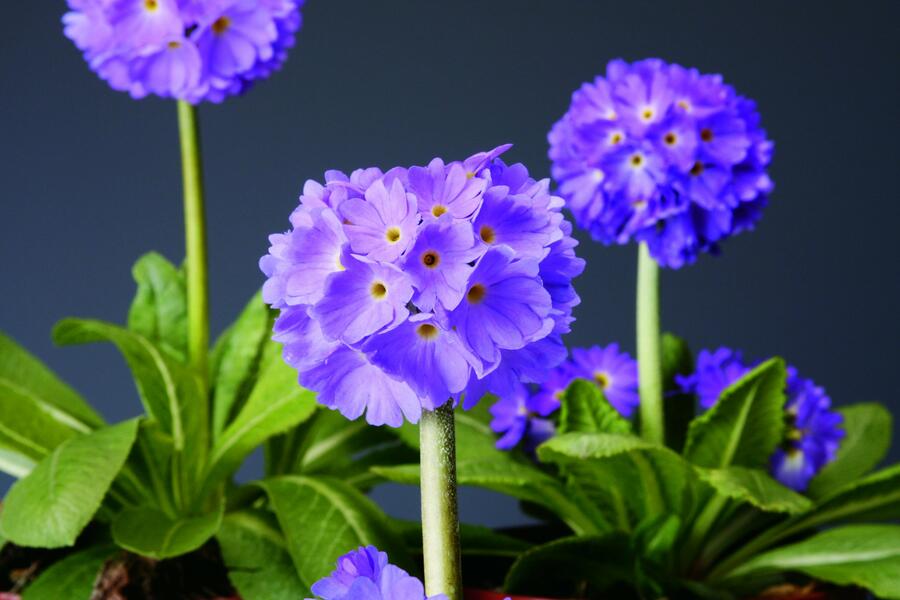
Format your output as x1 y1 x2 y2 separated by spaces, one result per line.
2 0 898 526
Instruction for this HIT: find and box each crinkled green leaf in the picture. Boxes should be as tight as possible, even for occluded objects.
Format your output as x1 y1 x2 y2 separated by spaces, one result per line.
111 501 224 559
22 544 117 600
217 509 308 599
210 292 272 439
559 379 633 436
127 252 188 363
684 358 787 469
1 419 140 547
696 466 812 514
538 433 696 530
259 475 408 587
726 525 900 599
199 346 316 499
504 534 633 596
808 403 892 499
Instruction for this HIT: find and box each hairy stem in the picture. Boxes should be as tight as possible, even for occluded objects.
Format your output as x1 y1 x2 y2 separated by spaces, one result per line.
637 243 664 444
419 402 462 600
177 100 209 381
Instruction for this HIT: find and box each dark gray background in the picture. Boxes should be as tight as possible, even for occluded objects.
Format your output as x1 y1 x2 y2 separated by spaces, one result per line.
2 1 898 526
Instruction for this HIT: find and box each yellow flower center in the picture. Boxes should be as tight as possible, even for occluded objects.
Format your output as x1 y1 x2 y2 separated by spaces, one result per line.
479 225 496 244
594 372 610 389
370 282 387 299
700 127 714 142
610 132 624 145
641 107 655 121
421 251 440 269
690 161 704 177
677 99 692 112
467 283 486 304
386 227 401 243
431 205 447 218
416 323 439 340
212 16 231 35
664 132 677 146
630 153 645 168
167 40 181 49
144 0 159 11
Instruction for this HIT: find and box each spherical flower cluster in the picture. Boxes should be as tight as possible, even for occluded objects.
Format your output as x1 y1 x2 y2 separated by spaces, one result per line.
260 146 585 427
311 546 448 600
490 343 639 450
549 59 774 268
63 0 304 102
678 347 844 491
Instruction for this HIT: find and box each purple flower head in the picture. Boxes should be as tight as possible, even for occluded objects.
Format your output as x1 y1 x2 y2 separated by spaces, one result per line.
261 149 583 426
569 344 640 417
771 368 845 491
490 383 558 452
676 347 751 410
310 546 448 600
549 59 774 268
679 348 845 491
490 343 637 452
62 0 304 103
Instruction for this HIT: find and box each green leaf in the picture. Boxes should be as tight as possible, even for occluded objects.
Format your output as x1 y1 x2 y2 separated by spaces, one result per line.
726 524 900 599
259 475 408 586
217 509 308 599
1 419 140 547
0 333 103 471
503 535 633 596
661 332 695 453
558 379 633 435
394 520 531 558
127 252 188 363
683 358 787 470
52 319 207 486
696 466 812 514
210 292 273 439
199 347 317 499
22 544 117 600
0 331 103 430
111 501 224 559
538 433 696 530
808 403 892 499
52 319 203 449
783 463 900 532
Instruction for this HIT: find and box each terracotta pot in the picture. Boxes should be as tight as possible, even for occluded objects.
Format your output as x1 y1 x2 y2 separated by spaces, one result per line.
465 589 573 600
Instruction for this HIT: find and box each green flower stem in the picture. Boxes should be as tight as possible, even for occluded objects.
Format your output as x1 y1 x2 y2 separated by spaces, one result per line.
637 243 664 444
177 100 209 381
419 402 462 600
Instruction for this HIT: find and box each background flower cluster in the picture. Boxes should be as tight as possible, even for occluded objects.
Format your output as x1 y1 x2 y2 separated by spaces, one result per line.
63 0 304 102
678 347 845 490
491 343 639 450
549 58 774 268
260 146 585 427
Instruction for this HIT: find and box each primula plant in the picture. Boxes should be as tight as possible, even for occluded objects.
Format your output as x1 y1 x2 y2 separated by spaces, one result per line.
376 60 900 600
3 3 899 598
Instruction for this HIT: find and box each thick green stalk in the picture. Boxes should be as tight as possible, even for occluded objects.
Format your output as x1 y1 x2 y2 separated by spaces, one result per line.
177 100 209 380
420 402 462 600
637 243 664 444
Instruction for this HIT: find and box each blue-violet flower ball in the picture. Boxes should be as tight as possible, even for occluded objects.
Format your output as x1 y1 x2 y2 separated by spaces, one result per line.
490 343 638 451
678 347 844 491
549 59 774 268
261 146 585 427
310 546 447 600
63 0 304 103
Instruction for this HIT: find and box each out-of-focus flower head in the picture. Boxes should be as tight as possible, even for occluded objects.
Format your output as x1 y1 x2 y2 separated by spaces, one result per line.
549 59 774 268
63 0 304 103
678 347 844 491
261 146 585 427
310 546 448 600
490 343 639 451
